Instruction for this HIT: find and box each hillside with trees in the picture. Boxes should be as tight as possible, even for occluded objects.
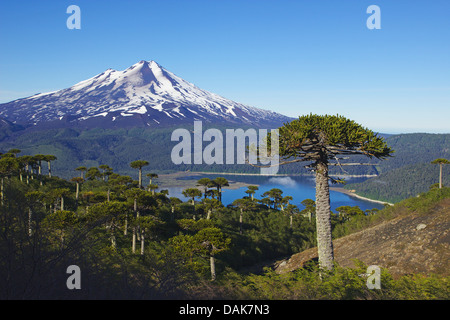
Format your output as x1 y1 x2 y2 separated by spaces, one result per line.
344 162 450 203
1 147 448 299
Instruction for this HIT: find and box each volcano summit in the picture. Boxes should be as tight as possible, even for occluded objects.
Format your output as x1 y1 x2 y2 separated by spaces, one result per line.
0 60 292 129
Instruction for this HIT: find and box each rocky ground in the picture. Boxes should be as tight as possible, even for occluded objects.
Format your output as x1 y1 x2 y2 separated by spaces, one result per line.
274 198 450 278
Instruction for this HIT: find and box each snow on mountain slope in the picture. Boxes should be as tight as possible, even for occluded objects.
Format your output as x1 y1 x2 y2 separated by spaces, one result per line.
0 60 292 128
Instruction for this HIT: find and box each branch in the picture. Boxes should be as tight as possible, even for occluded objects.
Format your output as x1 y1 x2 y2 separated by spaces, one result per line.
328 163 375 166
332 155 349 174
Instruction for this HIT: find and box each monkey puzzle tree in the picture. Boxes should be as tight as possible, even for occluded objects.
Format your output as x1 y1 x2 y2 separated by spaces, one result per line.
196 178 212 199
87 201 129 249
124 188 145 246
7 148 21 157
194 227 230 281
32 154 46 176
169 197 183 220
86 167 102 181
335 205 364 222
232 198 255 234
300 198 316 223
257 114 393 270
130 160 149 189
261 188 284 209
431 158 449 189
98 164 113 181
0 156 19 206
182 188 202 206
285 203 300 228
201 198 222 220
210 177 229 203
42 210 78 249
50 188 72 212
71 177 84 202
75 166 87 179
146 173 158 186
245 185 259 201
18 155 33 184
44 155 57 178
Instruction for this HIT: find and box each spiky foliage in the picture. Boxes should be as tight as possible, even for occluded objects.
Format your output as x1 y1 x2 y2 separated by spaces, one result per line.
262 114 393 271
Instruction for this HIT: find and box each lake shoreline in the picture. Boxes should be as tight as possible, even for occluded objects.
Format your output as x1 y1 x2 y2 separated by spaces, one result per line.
158 171 378 189
187 171 378 178
158 172 386 199
159 171 390 210
330 186 394 206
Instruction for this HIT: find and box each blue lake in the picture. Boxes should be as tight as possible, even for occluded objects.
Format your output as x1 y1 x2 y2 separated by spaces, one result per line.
165 174 385 212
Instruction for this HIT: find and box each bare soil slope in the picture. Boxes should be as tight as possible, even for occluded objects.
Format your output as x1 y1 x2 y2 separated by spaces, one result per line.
274 199 450 278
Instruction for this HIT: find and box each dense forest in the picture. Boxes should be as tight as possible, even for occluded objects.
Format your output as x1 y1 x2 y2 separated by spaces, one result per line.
345 162 450 203
1 149 448 299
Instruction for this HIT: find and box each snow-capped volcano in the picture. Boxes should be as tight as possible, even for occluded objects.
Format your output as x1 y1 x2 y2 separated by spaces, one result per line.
0 60 292 128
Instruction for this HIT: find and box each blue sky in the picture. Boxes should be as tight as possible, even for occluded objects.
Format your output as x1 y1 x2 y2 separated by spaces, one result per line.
0 0 449 133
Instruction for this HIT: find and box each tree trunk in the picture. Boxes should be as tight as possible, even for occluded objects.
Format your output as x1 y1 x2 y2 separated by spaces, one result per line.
439 163 443 189
134 199 140 241
75 183 79 201
132 227 136 253
239 208 243 234
38 162 42 186
207 209 212 220
290 215 293 229
111 226 116 249
26 164 29 184
138 168 142 189
140 231 145 255
210 255 216 281
61 196 64 211
28 208 32 237
48 161 52 178
1 177 4 206
124 214 128 236
315 161 334 271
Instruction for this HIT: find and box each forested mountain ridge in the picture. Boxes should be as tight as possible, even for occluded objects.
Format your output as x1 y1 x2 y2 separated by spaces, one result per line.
343 133 450 202
344 162 450 203
0 125 448 182
375 133 450 173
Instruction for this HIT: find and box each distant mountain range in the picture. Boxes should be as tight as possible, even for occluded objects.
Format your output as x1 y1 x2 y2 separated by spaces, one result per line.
0 60 292 129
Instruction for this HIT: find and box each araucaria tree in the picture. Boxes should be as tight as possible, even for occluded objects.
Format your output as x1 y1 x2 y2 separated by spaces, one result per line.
130 160 149 189
431 158 449 189
260 114 393 270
